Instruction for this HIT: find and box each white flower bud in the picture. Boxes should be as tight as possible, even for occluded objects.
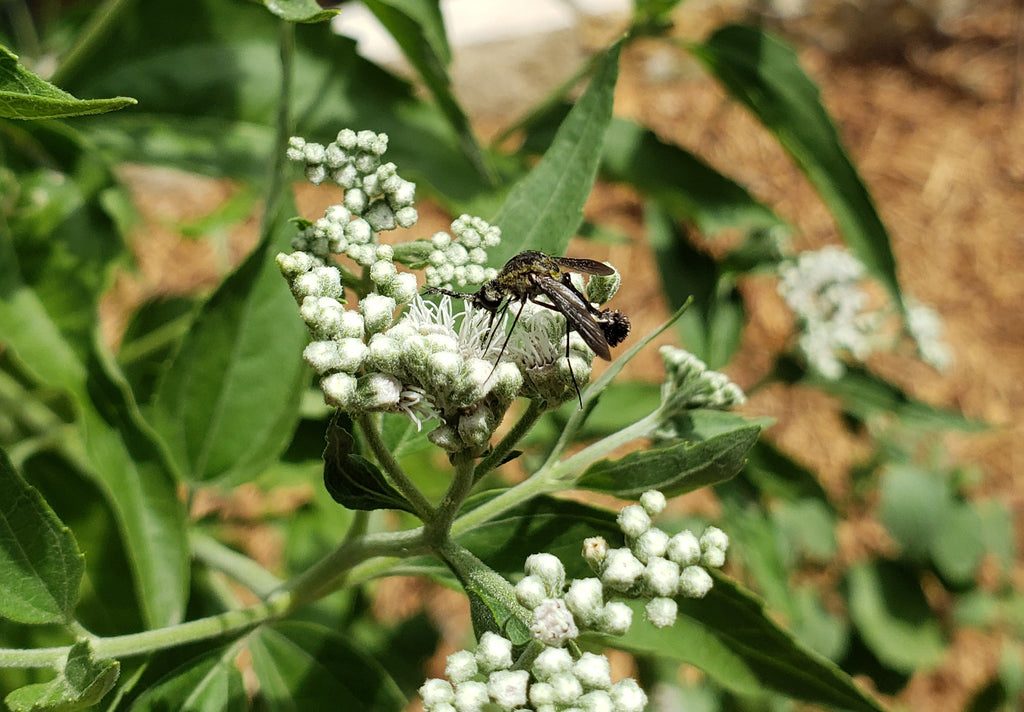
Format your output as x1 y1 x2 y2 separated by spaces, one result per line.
428 351 463 388
564 578 604 627
490 361 523 403
598 601 633 636
579 690 614 712
585 268 620 304
524 554 565 596
431 231 452 249
645 597 678 628
344 188 367 214
365 199 396 232
337 310 365 339
321 372 357 409
529 682 556 707
702 547 726 568
644 557 681 597
390 272 419 304
530 598 578 647
679 565 713 598
428 423 460 451
335 128 357 149
700 526 729 553
333 163 358 188
573 652 612 691
370 259 397 287
609 678 648 712
532 647 573 681
487 669 528 709
360 294 396 334
277 250 317 278
454 680 489 712
419 679 455 707
357 373 401 409
600 548 644 592
302 142 325 164
515 575 548 610
305 164 326 185
367 333 402 372
464 264 485 285
617 505 651 539
323 143 346 168
582 537 609 571
345 217 372 244
665 531 701 567
303 341 343 374
285 136 306 161
445 649 478 683
548 672 584 705
633 528 670 564
424 333 459 353
292 265 342 299
335 337 368 372
475 631 512 673
395 206 418 228
639 490 666 516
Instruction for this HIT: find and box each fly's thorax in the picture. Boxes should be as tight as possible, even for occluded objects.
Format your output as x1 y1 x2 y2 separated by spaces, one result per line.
477 281 505 311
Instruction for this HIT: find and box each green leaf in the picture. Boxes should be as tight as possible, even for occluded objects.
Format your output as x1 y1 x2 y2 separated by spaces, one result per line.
613 576 884 711
4 641 119 711
644 200 744 367
772 498 837 563
577 421 761 498
846 560 946 673
605 119 785 236
691 25 903 308
879 465 950 560
149 202 308 484
0 233 189 629
322 414 415 513
490 41 621 264
257 0 338 23
931 501 985 585
0 448 84 624
363 0 493 184
798 362 987 432
457 494 621 579
742 440 833 504
249 622 406 711
0 45 135 119
128 644 247 712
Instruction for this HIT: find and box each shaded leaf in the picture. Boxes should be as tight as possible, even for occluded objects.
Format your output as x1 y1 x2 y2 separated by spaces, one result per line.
742 440 833 505
931 501 985 585
257 0 338 23
249 622 405 711
490 42 621 264
692 24 904 308
0 448 83 624
879 464 949 560
323 414 414 513
577 422 760 498
149 201 308 485
846 560 946 673
612 576 885 711
0 45 135 119
4 641 119 711
129 644 246 712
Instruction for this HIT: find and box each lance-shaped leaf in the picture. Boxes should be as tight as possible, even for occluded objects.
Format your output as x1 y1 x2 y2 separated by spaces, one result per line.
128 644 247 712
610 576 886 711
256 0 338 23
490 41 621 264
249 622 405 712
4 641 119 712
577 420 761 499
690 25 904 310
0 448 84 624
0 45 135 119
322 415 415 513
440 541 532 646
149 200 308 485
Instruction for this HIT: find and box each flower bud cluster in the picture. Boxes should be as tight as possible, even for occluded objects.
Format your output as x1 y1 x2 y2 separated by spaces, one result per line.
777 246 881 380
583 491 727 629
905 297 953 372
424 214 502 290
658 346 746 414
287 129 417 235
511 303 595 404
419 633 647 712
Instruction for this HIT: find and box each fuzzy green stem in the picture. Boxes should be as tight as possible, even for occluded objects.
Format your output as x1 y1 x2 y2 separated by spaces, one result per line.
354 412 435 520
426 452 476 542
474 398 545 482
191 532 282 599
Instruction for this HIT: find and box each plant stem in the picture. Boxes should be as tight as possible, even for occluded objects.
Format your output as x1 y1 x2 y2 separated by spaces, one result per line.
260 19 295 238
51 0 133 85
427 451 475 542
474 398 545 482
354 411 435 520
191 531 282 599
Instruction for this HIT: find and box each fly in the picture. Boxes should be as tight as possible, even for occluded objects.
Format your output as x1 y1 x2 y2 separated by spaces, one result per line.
425 250 630 406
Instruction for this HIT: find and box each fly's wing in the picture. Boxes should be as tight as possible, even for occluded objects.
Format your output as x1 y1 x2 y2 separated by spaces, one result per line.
552 256 615 276
534 275 611 360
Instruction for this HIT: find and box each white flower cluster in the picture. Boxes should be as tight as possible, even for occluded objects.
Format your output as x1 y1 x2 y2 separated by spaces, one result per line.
905 298 953 372
425 214 501 290
286 129 417 241
512 304 596 403
419 633 648 712
658 346 746 412
583 491 727 629
776 246 881 380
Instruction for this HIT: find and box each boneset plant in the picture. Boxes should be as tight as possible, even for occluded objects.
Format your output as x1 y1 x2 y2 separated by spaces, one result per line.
3 0 1013 710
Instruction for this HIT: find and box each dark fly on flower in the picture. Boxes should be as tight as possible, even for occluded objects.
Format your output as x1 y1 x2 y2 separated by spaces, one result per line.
424 250 630 406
